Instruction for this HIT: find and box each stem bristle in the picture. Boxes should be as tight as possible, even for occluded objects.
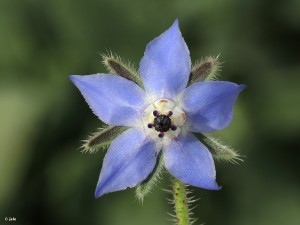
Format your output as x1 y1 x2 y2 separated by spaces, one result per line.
168 178 200 225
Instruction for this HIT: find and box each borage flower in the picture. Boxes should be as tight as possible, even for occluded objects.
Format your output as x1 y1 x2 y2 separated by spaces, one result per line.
70 20 245 198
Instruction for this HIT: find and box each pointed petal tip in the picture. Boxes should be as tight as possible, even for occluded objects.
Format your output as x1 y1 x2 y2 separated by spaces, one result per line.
94 185 104 199
209 182 222 191
68 75 76 81
69 75 81 83
169 19 180 34
196 179 221 190
172 18 179 27
94 192 101 199
179 177 222 191
94 180 116 198
194 179 222 191
139 18 190 98
239 84 247 92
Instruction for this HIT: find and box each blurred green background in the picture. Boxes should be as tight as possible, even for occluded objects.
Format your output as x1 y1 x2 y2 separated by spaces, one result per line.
1 0 300 225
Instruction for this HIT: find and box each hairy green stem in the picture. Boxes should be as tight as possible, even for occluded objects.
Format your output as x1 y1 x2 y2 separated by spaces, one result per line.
172 178 190 225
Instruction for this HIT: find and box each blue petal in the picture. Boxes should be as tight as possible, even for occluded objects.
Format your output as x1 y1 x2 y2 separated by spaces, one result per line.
163 132 220 190
139 19 191 98
70 74 146 126
180 81 246 132
95 128 157 198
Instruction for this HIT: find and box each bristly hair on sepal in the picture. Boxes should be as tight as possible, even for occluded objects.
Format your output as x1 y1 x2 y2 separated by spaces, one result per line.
136 151 164 203
188 55 221 86
81 126 128 154
195 132 243 164
100 51 144 88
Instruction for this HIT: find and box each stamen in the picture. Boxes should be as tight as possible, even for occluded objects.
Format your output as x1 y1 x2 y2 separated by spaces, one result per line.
154 115 172 132
167 111 173 117
171 125 177 131
142 99 185 139
158 133 164 138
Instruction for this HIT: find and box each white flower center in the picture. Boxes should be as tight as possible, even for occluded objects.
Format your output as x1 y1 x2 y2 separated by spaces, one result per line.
142 99 186 141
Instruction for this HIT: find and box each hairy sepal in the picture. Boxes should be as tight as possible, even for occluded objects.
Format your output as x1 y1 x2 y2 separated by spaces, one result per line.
195 133 243 164
136 151 164 202
82 126 128 153
188 55 221 86
101 52 144 88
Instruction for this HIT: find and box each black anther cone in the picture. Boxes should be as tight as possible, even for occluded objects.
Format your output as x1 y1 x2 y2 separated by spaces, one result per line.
154 115 172 132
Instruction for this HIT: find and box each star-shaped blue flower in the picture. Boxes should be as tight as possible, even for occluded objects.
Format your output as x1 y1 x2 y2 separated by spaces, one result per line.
70 20 245 198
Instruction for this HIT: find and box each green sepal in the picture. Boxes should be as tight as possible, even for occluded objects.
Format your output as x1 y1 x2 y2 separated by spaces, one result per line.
195 133 243 164
101 52 144 88
136 151 164 202
82 126 128 153
188 55 221 86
